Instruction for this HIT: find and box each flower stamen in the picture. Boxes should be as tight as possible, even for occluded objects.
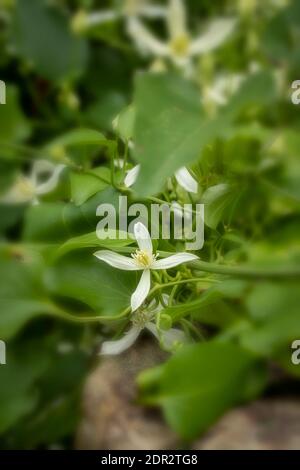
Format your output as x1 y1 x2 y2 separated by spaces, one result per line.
17 177 36 198
131 249 157 268
169 34 190 57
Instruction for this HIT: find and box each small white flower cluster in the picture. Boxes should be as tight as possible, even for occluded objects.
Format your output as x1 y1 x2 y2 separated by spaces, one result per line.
127 0 236 69
72 0 236 71
1 160 65 205
95 222 197 355
72 0 167 34
124 163 198 193
101 294 187 355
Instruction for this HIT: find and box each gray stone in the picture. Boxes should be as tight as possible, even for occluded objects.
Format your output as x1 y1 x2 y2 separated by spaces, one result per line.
76 339 179 450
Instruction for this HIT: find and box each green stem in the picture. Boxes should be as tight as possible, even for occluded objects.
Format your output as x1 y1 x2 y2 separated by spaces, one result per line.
122 141 129 177
116 247 300 280
192 259 300 280
180 318 205 341
44 255 300 326
48 304 131 324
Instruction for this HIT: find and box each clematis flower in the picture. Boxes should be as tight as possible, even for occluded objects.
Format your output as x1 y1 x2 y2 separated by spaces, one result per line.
127 0 236 68
124 163 198 193
205 73 245 106
94 222 198 312
72 0 166 34
1 160 65 205
174 166 198 193
101 295 187 355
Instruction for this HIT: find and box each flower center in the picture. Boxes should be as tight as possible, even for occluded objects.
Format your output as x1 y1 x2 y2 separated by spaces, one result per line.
131 309 151 328
170 34 190 57
17 177 35 198
131 249 155 268
124 0 142 16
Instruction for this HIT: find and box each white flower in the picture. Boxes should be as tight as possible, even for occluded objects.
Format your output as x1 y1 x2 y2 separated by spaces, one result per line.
203 62 261 108
204 73 245 106
127 0 236 67
174 166 198 193
72 0 166 34
100 295 187 355
124 164 141 188
1 160 65 205
94 222 198 312
124 163 198 193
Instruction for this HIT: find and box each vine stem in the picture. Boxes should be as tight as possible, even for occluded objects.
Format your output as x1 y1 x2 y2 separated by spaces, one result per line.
115 247 300 281
191 259 300 280
47 278 202 325
47 303 132 324
9 261 300 329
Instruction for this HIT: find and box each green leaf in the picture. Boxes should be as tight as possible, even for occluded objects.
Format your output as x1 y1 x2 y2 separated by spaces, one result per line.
15 350 89 447
114 104 136 141
23 203 70 242
240 283 300 355
132 72 275 197
162 280 245 326
45 253 137 315
0 86 31 147
13 0 88 82
162 289 222 323
263 0 300 68
45 128 111 151
138 341 266 440
0 203 26 233
0 256 57 339
23 188 122 243
70 167 111 206
201 183 238 229
223 71 276 119
0 299 55 341
133 73 223 196
0 346 50 434
55 230 134 259
86 92 127 132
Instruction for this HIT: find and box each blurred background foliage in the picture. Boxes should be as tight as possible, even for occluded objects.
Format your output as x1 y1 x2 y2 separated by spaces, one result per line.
0 0 299 449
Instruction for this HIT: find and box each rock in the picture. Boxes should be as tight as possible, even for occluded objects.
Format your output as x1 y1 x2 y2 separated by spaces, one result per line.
194 399 300 450
75 338 179 450
76 338 300 450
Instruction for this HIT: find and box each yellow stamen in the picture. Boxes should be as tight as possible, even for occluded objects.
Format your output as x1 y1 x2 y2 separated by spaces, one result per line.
170 34 190 57
16 177 35 198
131 249 156 268
71 10 88 34
124 0 142 16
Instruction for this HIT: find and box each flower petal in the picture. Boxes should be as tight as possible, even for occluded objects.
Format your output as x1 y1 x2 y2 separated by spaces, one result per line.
124 164 140 187
31 159 56 175
152 252 198 270
100 325 141 355
0 177 34 204
35 164 65 196
94 250 140 270
87 10 118 25
167 0 188 40
146 322 187 351
72 10 118 33
175 167 198 193
161 327 187 350
127 16 169 57
114 158 125 169
134 221 153 253
131 269 151 312
190 18 236 55
140 5 167 19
